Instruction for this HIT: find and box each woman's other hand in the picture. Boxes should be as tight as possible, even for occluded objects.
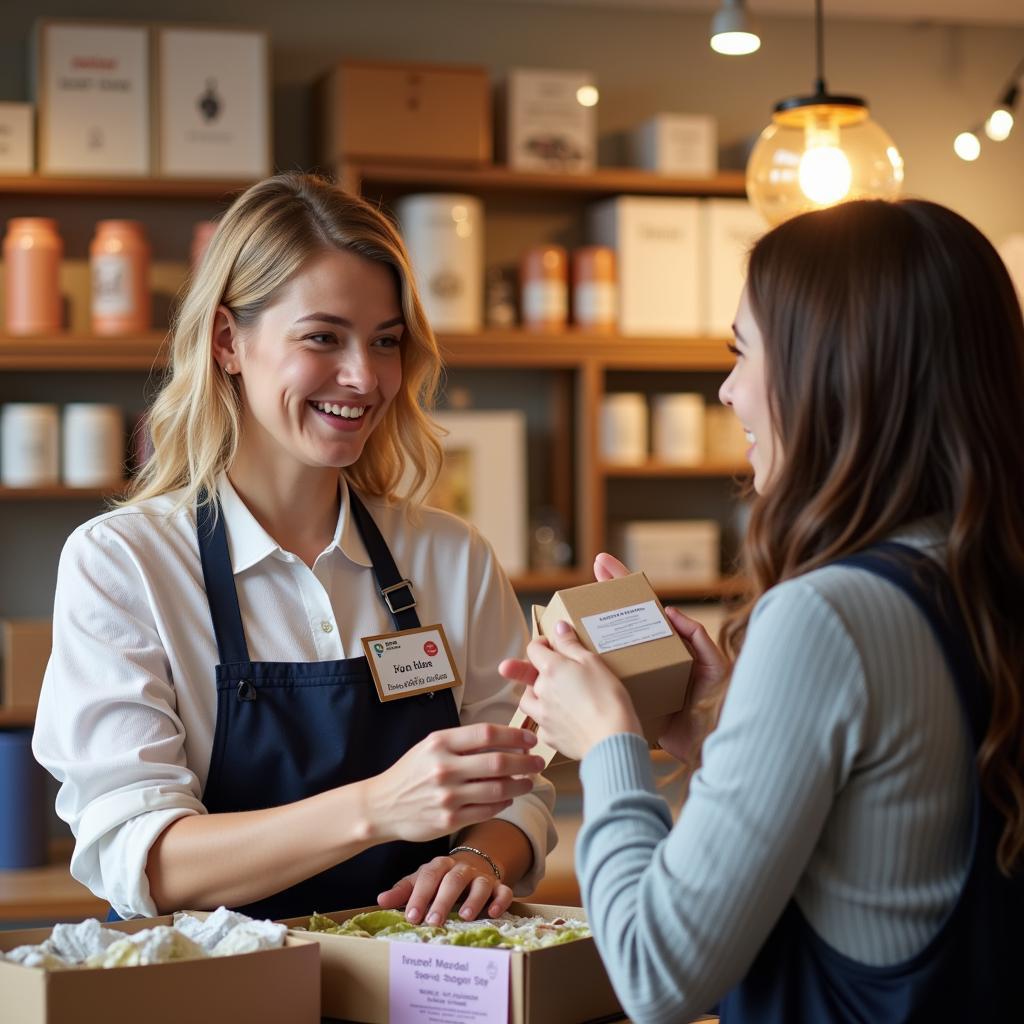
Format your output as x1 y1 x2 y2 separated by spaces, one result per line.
501 621 643 761
377 853 513 925
367 724 544 845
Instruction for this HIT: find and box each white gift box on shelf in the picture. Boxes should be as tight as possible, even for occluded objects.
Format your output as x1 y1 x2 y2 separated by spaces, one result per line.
33 20 150 177
615 520 721 586
630 114 717 177
0 103 33 175
499 68 597 173
700 199 767 336
589 196 701 336
155 26 270 179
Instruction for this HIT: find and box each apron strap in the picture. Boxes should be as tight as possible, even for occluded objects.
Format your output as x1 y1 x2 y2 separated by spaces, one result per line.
346 486 422 632
196 490 251 666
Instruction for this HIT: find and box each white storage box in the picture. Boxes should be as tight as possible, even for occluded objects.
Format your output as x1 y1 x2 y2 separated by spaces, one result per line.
701 199 767 336
589 196 701 336
630 113 717 177
499 68 597 173
615 520 721 585
0 103 33 174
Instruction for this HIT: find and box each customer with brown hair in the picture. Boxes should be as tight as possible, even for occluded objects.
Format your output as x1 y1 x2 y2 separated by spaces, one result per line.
33 173 555 924
501 199 1024 1021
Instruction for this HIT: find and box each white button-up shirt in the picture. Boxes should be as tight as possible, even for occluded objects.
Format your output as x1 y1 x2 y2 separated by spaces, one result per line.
33 475 556 919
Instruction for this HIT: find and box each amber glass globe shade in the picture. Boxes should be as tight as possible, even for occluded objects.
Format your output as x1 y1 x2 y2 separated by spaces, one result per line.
746 100 904 226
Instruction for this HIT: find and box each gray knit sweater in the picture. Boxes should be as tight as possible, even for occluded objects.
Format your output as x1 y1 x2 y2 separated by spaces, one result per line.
575 542 973 1023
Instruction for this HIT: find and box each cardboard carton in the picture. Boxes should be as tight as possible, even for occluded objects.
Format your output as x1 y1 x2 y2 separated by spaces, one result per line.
0 619 51 710
281 902 621 1024
0 914 320 1023
512 573 693 765
315 59 491 167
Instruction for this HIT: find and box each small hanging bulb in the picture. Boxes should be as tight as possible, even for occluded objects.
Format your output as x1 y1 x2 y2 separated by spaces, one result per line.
954 130 982 161
984 107 1014 142
798 116 852 205
709 0 761 56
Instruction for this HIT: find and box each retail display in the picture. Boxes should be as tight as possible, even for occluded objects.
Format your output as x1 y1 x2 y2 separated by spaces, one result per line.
61 404 125 487
701 199 766 335
2 218 63 335
521 244 569 330
600 392 648 465
616 519 722 585
304 908 590 949
89 220 151 336
395 193 483 333
651 392 706 465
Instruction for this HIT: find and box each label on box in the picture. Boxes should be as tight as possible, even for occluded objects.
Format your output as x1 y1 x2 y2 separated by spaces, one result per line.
361 624 462 702
388 942 510 1023
580 600 673 653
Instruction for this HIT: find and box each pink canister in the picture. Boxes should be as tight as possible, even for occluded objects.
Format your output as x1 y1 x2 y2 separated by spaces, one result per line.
90 220 151 336
3 218 63 336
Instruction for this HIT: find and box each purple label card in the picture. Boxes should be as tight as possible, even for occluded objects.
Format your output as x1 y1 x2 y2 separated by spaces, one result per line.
389 940 511 1023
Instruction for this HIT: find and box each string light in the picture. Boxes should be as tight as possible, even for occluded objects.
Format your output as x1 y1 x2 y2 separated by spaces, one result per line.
954 58 1023 161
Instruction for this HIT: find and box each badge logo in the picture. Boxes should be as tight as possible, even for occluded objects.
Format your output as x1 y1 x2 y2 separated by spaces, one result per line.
373 642 386 658
423 640 439 657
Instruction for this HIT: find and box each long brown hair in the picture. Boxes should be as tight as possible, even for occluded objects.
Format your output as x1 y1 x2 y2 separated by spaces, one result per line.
722 199 1024 872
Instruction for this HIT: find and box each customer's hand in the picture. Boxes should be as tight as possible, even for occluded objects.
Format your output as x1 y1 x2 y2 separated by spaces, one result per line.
367 724 543 844
595 551 729 765
501 620 643 762
377 853 513 925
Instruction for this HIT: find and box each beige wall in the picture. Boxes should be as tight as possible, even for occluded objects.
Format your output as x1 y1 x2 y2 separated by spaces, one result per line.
1 1 1022 240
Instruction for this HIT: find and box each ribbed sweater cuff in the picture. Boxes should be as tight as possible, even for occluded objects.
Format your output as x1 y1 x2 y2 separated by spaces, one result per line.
581 732 657 815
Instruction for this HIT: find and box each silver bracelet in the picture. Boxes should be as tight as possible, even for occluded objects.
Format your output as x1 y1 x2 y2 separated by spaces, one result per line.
449 844 503 882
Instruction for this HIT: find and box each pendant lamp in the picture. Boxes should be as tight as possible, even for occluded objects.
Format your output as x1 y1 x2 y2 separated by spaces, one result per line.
746 0 904 226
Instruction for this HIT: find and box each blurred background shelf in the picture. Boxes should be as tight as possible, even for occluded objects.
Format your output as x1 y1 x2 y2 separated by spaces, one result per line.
0 176 252 200
0 484 127 501
0 840 106 924
601 460 749 478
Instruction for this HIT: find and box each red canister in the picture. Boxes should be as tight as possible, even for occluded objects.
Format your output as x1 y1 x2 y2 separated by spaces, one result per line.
3 218 63 336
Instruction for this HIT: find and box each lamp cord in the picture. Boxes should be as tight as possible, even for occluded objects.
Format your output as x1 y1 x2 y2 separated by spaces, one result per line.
814 0 826 95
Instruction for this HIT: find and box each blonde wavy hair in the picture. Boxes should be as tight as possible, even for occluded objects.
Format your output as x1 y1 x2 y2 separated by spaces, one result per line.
122 172 442 511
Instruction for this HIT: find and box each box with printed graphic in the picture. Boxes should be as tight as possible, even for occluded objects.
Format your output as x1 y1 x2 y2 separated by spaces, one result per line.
511 572 693 766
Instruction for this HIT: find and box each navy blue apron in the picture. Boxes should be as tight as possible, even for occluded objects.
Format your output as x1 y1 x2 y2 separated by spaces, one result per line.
111 486 459 923
718 542 1024 1022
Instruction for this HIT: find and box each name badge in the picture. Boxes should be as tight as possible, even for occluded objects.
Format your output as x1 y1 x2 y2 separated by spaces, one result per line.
361 624 462 702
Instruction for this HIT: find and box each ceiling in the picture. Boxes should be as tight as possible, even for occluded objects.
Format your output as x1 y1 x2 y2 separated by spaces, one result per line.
482 0 1024 28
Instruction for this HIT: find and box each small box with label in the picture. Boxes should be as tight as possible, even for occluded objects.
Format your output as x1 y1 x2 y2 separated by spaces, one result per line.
700 198 767 336
511 572 693 765
616 520 722 587
498 68 597 173
0 103 33 175
630 113 718 176
589 195 702 335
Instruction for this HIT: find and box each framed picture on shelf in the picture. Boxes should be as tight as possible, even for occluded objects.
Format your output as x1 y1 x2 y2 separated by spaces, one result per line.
155 25 270 179
424 410 528 575
34 20 150 177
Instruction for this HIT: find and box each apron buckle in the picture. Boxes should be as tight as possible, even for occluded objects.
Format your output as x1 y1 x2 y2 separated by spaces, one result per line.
380 579 417 615
237 679 256 702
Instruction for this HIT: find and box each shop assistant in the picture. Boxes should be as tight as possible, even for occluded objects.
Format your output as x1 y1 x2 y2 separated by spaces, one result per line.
33 173 555 925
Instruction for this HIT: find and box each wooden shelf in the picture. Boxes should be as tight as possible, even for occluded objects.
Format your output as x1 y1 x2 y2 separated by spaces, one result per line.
0 175 252 200
0 484 127 501
601 460 749 478
0 332 169 371
0 706 35 728
347 161 747 200
656 577 748 600
0 839 106 923
509 569 590 592
0 330 733 372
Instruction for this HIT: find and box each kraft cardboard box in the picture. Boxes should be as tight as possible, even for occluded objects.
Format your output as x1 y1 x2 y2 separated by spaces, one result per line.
281 902 622 1024
0 914 320 1023
0 618 52 709
315 59 492 167
511 572 693 766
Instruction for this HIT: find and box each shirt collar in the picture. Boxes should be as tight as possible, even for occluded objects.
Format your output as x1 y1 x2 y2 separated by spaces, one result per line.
215 472 372 575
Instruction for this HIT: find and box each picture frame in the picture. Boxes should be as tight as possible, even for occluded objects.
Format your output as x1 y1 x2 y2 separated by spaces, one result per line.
34 19 150 177
154 25 271 179
423 410 529 575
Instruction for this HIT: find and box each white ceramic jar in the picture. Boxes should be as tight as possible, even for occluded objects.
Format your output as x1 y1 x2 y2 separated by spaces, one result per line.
1 404 60 487
62 404 125 486
600 392 648 465
651 393 705 465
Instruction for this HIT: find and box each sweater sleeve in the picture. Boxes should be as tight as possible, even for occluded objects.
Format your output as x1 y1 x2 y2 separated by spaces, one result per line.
575 580 868 1023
